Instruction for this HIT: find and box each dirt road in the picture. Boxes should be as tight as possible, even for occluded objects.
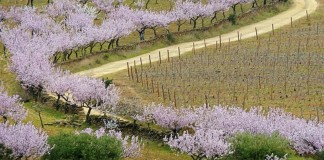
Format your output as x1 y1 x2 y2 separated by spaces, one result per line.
77 0 318 78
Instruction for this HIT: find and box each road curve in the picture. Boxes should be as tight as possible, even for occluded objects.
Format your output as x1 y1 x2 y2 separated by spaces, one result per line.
77 0 318 78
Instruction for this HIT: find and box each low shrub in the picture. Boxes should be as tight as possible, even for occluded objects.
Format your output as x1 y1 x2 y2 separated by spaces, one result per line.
228 14 237 25
316 150 324 160
95 59 101 64
166 32 175 43
0 143 14 160
228 132 293 160
44 133 122 160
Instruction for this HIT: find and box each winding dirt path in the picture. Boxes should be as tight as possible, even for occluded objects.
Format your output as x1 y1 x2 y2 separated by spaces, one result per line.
77 0 318 78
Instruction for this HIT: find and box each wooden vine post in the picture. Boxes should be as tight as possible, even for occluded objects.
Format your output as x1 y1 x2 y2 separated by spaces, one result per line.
157 82 160 97
204 39 207 52
192 42 196 54
167 50 170 62
174 90 177 108
316 107 320 123
151 79 154 93
162 85 165 101
159 51 162 65
140 57 143 70
134 60 139 82
178 47 181 59
127 62 130 79
130 66 134 81
205 95 208 108
146 74 149 89
219 35 222 48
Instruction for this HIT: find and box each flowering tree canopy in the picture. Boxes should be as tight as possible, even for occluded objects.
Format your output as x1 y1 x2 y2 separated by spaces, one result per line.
0 84 50 159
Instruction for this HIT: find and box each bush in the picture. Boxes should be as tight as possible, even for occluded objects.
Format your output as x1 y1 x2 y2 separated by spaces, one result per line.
103 54 109 60
0 143 14 160
166 32 175 43
228 133 293 160
228 14 237 25
316 150 324 160
95 59 101 64
44 133 122 160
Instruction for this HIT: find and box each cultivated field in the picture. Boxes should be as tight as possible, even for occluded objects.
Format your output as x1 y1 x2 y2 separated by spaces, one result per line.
119 11 324 120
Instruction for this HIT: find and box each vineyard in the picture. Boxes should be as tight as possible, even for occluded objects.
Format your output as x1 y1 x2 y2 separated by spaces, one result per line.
124 18 324 120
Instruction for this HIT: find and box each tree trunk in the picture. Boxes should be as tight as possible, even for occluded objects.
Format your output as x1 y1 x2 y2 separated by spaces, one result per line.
115 38 120 47
82 47 86 56
232 4 237 15
99 42 105 50
3 46 6 58
138 30 145 41
210 12 217 24
62 50 68 61
240 4 244 14
168 0 172 11
252 0 259 8
2 116 7 123
152 27 157 37
29 0 34 7
108 39 115 49
145 0 151 9
55 94 61 110
191 17 199 29
74 49 79 58
64 101 69 114
86 107 92 124
67 50 73 60
89 42 94 54
38 111 44 128
177 23 181 32
201 18 204 28
53 53 60 63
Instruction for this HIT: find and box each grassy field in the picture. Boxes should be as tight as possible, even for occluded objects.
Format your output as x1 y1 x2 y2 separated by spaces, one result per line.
110 1 324 122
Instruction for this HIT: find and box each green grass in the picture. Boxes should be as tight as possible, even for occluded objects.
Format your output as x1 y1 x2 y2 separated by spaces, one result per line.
125 140 191 160
23 102 77 136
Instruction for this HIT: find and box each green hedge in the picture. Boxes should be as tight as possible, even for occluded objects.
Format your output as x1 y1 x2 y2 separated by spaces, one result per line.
227 132 293 160
44 133 122 160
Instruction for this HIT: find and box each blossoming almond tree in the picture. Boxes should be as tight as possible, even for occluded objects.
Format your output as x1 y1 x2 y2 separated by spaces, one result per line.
134 104 197 135
164 129 231 160
194 106 324 155
0 84 50 159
